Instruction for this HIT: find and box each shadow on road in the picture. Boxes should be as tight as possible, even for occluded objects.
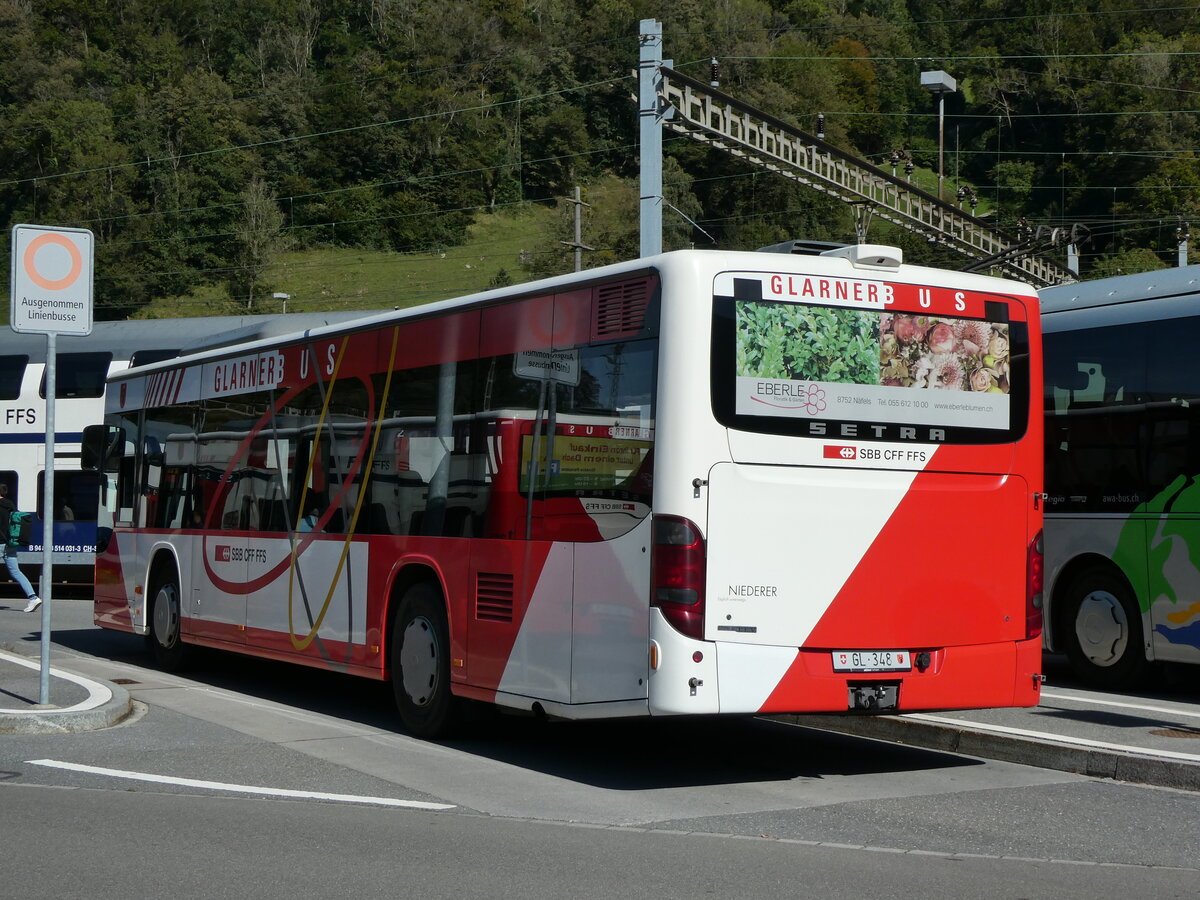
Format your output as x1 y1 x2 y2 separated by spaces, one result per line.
442 714 988 790
43 621 993 791
1042 652 1200 703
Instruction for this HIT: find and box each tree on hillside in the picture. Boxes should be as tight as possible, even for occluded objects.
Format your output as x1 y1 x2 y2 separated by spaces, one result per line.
1090 247 1167 278
0 0 1195 305
233 177 291 309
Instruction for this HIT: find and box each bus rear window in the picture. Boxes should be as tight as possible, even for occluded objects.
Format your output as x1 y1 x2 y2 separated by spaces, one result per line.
710 278 1030 444
40 352 113 399
130 348 180 368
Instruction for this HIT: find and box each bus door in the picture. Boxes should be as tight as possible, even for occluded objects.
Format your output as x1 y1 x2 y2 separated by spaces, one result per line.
464 292 598 703
88 422 136 631
467 414 572 704
189 436 250 642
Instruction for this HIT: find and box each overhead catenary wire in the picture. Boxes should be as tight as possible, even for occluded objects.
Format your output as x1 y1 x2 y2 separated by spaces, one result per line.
720 50 1200 63
669 4 1197 37
75 138 645 236
6 10 1192 301
0 73 634 191
0 32 635 140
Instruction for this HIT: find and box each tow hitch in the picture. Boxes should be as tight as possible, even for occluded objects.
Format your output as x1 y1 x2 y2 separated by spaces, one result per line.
848 683 899 712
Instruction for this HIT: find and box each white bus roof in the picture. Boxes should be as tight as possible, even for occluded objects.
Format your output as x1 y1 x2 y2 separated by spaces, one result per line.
108 246 1036 383
0 311 382 365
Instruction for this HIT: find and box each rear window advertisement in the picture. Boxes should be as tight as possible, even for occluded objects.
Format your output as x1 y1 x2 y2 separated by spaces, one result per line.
734 301 1011 431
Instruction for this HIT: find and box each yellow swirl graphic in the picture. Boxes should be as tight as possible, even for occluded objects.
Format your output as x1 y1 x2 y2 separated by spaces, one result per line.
288 328 399 650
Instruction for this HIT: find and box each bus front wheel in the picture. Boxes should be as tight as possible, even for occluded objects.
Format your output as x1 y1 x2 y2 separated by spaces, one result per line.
391 583 458 739
1062 567 1146 689
148 568 190 671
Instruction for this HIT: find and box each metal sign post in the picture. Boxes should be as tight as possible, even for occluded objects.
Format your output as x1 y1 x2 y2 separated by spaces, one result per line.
10 224 94 704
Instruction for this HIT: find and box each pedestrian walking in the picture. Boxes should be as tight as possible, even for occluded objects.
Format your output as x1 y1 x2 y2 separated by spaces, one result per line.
299 506 322 533
0 484 39 613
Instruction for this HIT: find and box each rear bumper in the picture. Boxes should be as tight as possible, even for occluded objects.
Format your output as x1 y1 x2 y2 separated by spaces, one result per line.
756 637 1042 713
649 610 1042 714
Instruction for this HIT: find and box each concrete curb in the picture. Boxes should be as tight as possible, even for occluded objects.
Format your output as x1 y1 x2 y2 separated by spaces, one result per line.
775 714 1200 792
0 648 132 734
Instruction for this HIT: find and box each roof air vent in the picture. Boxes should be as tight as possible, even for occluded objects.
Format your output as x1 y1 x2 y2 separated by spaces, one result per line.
593 278 652 340
756 240 850 256
819 243 903 269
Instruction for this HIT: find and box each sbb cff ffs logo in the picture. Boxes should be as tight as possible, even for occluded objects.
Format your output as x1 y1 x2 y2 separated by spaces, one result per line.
824 445 857 460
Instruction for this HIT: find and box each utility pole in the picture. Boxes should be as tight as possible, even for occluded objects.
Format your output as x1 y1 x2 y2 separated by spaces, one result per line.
559 187 594 272
639 19 666 258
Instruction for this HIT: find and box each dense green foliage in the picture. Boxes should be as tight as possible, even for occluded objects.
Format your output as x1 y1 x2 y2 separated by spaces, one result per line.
737 302 878 384
1 1 1196 318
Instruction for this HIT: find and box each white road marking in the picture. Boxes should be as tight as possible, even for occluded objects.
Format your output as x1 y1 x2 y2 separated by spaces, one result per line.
1041 690 1200 722
27 759 455 810
902 715 1200 764
0 649 112 713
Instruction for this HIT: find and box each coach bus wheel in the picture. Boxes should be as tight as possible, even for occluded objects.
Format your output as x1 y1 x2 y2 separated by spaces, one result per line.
391 583 458 739
148 570 189 671
1063 567 1146 689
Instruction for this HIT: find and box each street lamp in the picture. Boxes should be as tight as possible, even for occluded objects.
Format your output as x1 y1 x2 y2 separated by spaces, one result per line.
920 70 957 201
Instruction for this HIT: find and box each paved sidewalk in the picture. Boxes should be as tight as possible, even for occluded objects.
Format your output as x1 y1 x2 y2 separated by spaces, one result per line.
778 706 1200 792
0 644 131 734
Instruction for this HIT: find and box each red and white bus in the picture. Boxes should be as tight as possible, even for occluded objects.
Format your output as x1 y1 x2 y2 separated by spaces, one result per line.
87 243 1044 737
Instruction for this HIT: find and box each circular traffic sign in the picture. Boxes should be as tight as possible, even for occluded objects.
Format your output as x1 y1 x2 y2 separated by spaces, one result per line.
23 232 84 291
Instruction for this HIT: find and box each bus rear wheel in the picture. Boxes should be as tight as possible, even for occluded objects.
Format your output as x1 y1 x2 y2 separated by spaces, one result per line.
1062 567 1146 689
391 582 459 739
148 568 190 671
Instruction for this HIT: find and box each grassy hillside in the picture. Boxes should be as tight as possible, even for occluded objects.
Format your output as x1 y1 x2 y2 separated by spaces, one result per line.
130 165 993 323
135 202 559 319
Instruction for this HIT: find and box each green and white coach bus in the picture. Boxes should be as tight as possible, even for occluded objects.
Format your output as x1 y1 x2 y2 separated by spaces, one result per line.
1042 265 1200 687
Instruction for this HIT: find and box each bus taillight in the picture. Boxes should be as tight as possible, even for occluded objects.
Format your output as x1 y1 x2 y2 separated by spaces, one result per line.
652 515 706 640
1026 530 1044 639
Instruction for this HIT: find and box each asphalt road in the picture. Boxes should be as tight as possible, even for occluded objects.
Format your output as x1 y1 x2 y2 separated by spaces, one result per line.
1 595 1198 898
2 780 1196 900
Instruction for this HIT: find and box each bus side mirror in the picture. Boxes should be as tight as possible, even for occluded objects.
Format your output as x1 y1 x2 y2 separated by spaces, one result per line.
143 435 165 469
82 424 125 471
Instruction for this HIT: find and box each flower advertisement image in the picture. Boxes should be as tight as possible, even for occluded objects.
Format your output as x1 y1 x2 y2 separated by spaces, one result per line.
879 313 1011 394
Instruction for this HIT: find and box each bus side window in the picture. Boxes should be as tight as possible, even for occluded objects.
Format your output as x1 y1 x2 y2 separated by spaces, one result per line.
0 356 28 401
0 471 17 506
114 446 136 524
35 471 99 523
1146 315 1200 507
1044 326 1146 512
